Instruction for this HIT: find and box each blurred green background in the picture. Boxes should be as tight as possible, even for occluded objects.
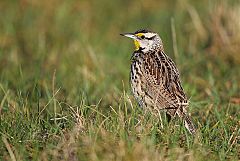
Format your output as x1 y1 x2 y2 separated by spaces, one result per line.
0 0 239 160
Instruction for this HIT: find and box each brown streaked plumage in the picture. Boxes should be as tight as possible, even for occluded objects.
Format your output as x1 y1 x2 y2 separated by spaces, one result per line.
121 29 196 135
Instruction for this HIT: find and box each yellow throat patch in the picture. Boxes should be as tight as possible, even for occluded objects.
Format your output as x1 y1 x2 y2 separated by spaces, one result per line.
134 40 140 50
133 33 143 50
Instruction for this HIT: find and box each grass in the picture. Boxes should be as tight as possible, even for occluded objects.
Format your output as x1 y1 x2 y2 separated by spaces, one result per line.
0 0 239 160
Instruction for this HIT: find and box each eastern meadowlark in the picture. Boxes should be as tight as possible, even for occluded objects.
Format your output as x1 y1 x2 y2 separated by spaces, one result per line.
121 29 196 135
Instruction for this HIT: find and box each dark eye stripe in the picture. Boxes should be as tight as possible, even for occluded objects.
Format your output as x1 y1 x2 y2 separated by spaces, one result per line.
146 35 156 40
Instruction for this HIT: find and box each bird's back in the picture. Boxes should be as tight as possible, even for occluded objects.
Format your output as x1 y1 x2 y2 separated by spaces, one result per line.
130 49 187 108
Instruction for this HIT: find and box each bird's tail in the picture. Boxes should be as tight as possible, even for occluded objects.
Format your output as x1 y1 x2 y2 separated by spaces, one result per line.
176 109 196 135
183 114 196 135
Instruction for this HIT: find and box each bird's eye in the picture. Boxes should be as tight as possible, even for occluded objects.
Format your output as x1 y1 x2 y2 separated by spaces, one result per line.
140 35 145 39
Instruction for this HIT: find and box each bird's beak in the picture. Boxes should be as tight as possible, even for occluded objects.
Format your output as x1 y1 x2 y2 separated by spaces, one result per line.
120 33 141 50
120 33 138 40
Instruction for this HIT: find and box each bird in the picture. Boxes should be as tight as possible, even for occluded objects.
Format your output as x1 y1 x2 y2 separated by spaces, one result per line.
120 29 196 135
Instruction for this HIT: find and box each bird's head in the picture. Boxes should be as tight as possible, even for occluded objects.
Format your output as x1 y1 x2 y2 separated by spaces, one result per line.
120 29 163 52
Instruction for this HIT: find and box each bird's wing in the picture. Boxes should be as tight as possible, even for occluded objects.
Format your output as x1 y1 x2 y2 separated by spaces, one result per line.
142 51 188 110
141 51 196 134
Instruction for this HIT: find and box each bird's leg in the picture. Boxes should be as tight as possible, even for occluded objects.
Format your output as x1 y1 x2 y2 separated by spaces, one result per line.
157 109 163 129
166 113 172 122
